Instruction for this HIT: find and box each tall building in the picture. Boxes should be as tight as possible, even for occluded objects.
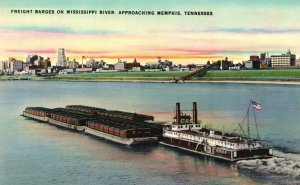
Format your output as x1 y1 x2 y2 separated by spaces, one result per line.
271 49 296 67
67 59 79 69
248 55 260 69
44 58 51 69
56 48 67 67
26 55 44 66
0 61 8 71
9 60 23 72
260 53 266 61
23 62 32 72
250 55 259 61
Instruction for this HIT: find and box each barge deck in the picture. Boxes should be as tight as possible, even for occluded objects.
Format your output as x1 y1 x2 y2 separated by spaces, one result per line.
22 105 161 145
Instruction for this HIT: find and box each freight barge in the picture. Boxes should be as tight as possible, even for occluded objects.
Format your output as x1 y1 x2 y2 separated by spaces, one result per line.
22 105 162 145
23 107 51 122
23 107 93 131
160 102 273 162
85 120 157 145
47 108 94 131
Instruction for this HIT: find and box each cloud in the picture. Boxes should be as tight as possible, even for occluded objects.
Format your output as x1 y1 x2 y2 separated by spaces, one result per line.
6 49 56 54
147 48 225 54
66 49 110 55
142 47 265 55
206 28 300 34
0 25 119 35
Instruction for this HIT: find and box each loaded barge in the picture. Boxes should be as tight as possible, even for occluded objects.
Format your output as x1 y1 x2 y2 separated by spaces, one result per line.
23 105 162 145
67 105 161 145
160 102 273 162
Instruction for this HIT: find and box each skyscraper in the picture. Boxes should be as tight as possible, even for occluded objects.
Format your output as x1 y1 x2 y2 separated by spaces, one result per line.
56 48 67 67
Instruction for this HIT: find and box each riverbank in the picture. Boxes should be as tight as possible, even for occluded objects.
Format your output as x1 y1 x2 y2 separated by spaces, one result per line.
2 76 300 85
190 80 300 85
2 69 300 85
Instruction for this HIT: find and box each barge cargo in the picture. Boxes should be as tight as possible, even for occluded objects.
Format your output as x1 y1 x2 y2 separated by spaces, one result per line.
22 105 161 145
24 107 93 131
160 102 273 162
66 105 154 121
23 107 51 122
85 127 157 145
85 117 160 145
47 108 93 131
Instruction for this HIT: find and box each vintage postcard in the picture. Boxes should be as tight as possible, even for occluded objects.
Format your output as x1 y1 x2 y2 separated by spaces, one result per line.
1 1 299 184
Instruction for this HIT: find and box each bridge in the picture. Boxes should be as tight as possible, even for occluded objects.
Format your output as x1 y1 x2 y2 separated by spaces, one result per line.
172 63 218 83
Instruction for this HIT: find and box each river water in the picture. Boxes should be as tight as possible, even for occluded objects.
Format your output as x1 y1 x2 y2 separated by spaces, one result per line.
0 81 300 185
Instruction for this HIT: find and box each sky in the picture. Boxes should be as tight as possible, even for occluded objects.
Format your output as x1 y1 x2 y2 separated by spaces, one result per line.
0 0 300 64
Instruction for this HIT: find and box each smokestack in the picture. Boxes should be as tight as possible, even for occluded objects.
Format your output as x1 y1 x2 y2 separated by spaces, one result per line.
176 102 181 124
193 102 198 124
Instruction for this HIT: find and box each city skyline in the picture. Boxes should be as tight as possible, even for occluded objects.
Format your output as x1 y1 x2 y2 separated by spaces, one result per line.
0 0 300 63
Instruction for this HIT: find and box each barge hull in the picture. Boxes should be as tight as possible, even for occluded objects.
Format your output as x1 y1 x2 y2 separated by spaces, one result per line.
23 112 49 122
48 118 85 131
85 127 157 145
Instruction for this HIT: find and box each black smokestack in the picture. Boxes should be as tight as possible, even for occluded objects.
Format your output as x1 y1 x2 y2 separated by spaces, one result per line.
193 102 197 124
176 102 180 124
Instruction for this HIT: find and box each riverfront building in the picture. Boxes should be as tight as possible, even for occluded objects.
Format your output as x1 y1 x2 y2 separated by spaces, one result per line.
0 61 8 71
127 58 141 71
86 58 106 68
7 58 23 72
56 48 67 67
114 60 127 70
67 58 79 69
9 61 23 72
245 55 260 69
296 58 300 66
26 55 44 66
44 58 51 69
270 49 296 67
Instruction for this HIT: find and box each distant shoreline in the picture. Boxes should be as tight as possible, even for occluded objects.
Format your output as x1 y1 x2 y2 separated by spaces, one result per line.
3 77 299 85
189 80 300 85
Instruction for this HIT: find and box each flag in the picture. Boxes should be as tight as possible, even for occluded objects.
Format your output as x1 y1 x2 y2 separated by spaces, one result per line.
252 101 262 110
